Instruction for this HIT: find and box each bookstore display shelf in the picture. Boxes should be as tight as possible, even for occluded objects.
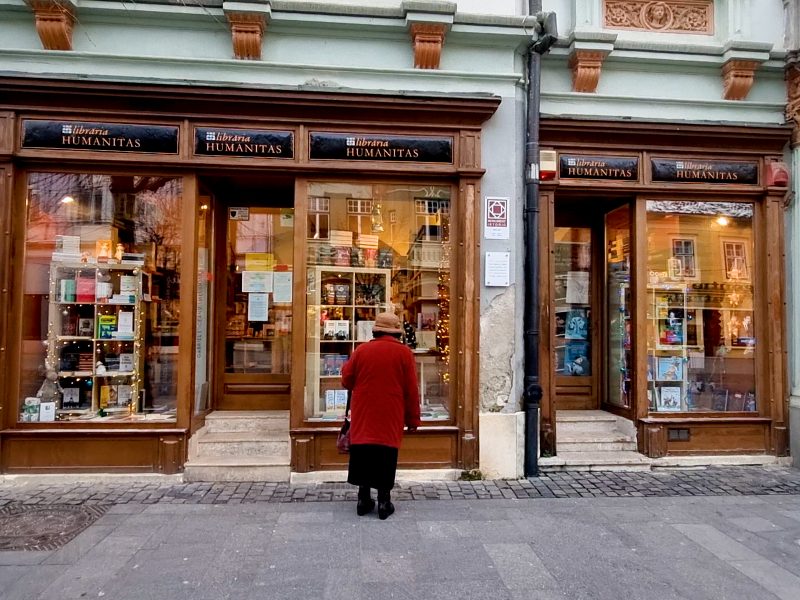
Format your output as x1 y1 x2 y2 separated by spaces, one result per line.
41 260 145 421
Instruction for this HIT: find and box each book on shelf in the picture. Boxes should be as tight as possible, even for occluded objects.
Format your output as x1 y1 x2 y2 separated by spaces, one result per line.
54 235 81 256
62 387 80 408
78 318 94 337
59 278 76 302
657 386 682 411
117 311 134 334
98 315 117 339
119 353 134 372
334 389 348 412
325 389 336 412
39 401 56 422
117 385 133 406
76 275 96 303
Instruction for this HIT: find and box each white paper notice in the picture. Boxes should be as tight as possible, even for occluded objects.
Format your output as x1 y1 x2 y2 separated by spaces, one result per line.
242 271 273 293
485 252 510 287
117 311 134 334
273 272 293 303
565 271 590 304
248 293 269 321
484 197 510 240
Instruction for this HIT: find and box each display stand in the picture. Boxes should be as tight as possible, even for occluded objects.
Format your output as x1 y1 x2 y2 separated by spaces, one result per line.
43 260 144 421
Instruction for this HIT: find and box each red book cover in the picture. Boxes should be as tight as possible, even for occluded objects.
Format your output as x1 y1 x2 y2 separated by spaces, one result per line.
76 275 96 303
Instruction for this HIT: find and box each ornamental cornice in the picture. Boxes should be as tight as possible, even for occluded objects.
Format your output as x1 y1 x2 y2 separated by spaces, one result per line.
787 61 800 146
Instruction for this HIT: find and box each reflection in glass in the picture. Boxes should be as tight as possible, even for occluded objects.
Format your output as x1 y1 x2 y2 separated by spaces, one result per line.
646 201 756 413
21 173 183 422
304 182 452 422
605 206 631 408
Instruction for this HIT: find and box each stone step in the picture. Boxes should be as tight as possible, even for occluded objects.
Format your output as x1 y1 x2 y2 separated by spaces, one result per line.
539 451 653 472
556 411 618 423
203 411 289 433
557 441 638 452
183 456 291 482
194 431 290 459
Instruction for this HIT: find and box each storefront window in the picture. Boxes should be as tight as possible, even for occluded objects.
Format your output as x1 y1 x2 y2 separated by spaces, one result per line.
19 172 183 422
304 182 452 422
646 201 756 413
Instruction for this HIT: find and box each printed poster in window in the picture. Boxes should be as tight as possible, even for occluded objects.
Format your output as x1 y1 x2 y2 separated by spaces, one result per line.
247 293 269 322
564 308 589 340
565 271 589 305
242 271 273 293
657 386 682 412
564 341 590 376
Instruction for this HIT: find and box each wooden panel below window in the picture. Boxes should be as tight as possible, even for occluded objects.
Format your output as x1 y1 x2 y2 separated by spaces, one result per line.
291 428 458 472
0 431 186 473
639 419 769 456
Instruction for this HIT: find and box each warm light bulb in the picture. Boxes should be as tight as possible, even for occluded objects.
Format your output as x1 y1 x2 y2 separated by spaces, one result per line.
716 216 729 227
60 195 75 204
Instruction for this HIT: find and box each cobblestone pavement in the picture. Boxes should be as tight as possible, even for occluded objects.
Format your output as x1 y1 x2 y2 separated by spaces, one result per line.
1 465 799 506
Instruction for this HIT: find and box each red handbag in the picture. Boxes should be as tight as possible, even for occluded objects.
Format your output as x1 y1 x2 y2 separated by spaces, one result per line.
336 417 351 454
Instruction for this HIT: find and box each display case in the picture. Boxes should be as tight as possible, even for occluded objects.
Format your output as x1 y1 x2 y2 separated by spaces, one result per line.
646 283 690 412
305 265 391 420
37 261 144 421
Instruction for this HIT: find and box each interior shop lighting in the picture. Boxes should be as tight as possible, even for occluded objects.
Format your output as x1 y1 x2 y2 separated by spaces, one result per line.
716 216 730 227
60 195 75 204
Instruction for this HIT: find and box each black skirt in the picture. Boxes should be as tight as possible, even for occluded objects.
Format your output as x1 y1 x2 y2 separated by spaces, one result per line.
347 444 399 490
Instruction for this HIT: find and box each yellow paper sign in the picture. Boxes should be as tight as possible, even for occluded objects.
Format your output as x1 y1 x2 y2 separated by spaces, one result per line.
245 253 275 271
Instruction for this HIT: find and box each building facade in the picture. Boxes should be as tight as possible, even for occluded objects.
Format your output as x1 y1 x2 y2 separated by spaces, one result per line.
0 0 795 478
535 0 792 464
0 0 538 477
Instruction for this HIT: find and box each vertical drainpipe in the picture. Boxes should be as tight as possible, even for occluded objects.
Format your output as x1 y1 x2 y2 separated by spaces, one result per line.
523 0 553 478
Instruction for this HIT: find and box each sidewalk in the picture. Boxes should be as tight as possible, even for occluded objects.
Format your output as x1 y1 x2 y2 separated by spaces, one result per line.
1 466 800 600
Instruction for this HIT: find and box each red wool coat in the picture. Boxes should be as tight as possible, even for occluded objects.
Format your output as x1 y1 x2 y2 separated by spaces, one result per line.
341 336 421 449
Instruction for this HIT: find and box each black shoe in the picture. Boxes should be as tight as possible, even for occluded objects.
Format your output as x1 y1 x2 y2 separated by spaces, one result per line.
378 501 395 520
356 498 375 516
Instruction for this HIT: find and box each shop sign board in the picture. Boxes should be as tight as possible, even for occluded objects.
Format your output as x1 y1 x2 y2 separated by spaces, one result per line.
559 154 639 181
194 127 294 158
651 158 758 184
21 120 179 154
309 133 453 163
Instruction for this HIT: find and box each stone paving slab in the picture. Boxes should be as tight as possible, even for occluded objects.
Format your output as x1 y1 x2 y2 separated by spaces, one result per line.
0 466 798 507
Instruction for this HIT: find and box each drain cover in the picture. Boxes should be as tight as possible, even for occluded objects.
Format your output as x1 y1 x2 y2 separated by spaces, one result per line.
0 504 109 551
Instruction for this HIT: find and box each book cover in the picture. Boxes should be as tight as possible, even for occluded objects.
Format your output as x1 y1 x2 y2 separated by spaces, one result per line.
564 341 590 376
76 275 96 303
117 385 133 406
119 353 134 372
120 275 137 294
325 390 336 412
60 279 76 302
78 318 94 337
39 401 56 422
99 385 111 408
62 387 80 407
334 389 348 412
117 311 134 334
656 356 684 381
564 308 589 340
98 315 117 339
657 386 682 411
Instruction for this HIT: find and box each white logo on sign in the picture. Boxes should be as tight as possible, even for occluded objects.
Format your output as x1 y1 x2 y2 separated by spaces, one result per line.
62 125 73 134
676 161 684 169
567 158 576 166
206 131 216 141
346 137 355 146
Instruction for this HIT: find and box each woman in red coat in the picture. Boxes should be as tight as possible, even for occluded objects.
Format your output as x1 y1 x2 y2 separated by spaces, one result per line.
341 311 421 519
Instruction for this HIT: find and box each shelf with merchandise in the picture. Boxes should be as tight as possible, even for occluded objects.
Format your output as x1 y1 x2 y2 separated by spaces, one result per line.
36 259 145 423
305 265 391 420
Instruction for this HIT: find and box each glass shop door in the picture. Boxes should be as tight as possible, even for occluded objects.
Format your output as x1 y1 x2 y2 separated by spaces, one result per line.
213 200 295 410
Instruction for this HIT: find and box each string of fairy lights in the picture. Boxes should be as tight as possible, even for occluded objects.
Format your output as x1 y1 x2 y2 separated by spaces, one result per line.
436 215 450 384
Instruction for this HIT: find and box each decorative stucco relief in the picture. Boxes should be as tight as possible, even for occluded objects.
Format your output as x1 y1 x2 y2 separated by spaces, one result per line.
604 1 713 34
788 62 800 146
